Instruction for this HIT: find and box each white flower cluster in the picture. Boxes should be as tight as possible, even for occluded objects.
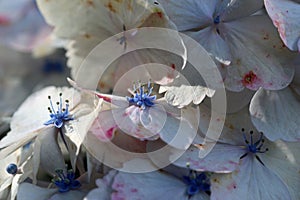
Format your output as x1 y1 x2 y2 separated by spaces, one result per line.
0 0 299 200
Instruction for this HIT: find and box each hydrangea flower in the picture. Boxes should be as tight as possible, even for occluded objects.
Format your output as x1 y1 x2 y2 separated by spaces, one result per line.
159 0 297 91
37 0 185 92
264 0 300 51
0 86 102 177
70 78 197 150
184 106 300 199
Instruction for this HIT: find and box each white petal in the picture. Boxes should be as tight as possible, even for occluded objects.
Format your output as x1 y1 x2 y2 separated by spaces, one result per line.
159 114 197 150
49 190 87 200
171 144 245 173
222 0 264 21
17 183 57 200
84 170 117 200
161 85 215 108
260 140 300 200
211 156 292 200
34 129 65 176
112 171 189 200
159 0 218 31
187 27 232 65
225 15 296 91
199 105 257 145
265 0 300 51
250 87 300 141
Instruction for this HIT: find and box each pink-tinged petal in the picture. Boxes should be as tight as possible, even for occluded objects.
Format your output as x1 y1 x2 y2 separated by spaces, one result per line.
224 15 296 91
211 156 291 200
264 0 300 51
222 0 264 21
112 171 190 200
250 87 300 142
187 27 232 65
90 111 117 142
140 104 167 134
260 140 300 200
159 0 218 31
171 144 245 173
112 106 159 139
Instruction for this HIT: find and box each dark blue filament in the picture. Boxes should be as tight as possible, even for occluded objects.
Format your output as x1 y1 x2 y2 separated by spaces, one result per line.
44 93 74 128
6 163 18 175
183 171 210 196
127 82 156 109
52 169 81 193
240 129 268 165
242 129 268 154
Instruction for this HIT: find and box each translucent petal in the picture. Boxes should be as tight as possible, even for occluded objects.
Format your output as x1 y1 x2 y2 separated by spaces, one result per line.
250 87 300 141
211 156 291 200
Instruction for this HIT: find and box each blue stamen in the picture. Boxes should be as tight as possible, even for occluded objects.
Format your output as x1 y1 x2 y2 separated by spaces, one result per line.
44 93 74 128
214 15 220 24
242 129 268 154
6 163 18 175
127 82 156 109
52 169 81 193
183 170 210 196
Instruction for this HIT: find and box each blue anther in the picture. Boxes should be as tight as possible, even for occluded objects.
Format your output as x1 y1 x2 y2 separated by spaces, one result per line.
52 169 81 193
44 93 74 128
6 163 18 175
183 171 210 196
127 82 156 109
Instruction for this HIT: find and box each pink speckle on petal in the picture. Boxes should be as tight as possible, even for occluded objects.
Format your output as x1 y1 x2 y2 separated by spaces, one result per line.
131 188 138 193
106 127 115 139
0 15 10 26
226 182 237 190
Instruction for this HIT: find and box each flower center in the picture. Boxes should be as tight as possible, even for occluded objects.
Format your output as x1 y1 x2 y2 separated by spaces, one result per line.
183 170 210 196
240 129 268 165
214 15 220 24
127 82 156 109
6 163 18 175
44 93 74 128
242 71 258 86
52 169 81 193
